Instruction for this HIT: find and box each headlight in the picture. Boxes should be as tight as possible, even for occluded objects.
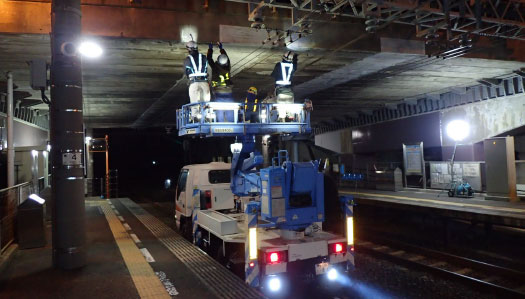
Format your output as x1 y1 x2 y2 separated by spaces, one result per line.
268 276 281 292
327 268 338 281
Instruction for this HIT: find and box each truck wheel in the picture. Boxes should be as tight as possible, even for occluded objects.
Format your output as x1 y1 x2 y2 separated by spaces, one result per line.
179 216 193 241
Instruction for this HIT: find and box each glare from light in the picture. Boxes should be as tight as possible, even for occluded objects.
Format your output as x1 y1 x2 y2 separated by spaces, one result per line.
78 41 103 58
152 161 157 165
249 227 257 260
166 179 171 184
29 194 45 204
230 143 243 154
31 150 38 158
208 102 241 110
268 277 281 292
446 120 470 142
263 135 270 140
180 25 198 43
347 217 354 246
46 144 51 152
327 268 338 281
274 103 304 115
85 136 92 144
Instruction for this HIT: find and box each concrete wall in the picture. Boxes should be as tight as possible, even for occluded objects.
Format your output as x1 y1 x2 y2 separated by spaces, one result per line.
14 147 47 185
351 112 442 154
314 129 352 154
13 120 48 148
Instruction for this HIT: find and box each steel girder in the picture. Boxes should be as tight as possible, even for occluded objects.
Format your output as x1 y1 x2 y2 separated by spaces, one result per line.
226 0 525 40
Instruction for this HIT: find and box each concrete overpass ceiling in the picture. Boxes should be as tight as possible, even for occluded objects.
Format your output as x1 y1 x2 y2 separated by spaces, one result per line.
0 0 524 128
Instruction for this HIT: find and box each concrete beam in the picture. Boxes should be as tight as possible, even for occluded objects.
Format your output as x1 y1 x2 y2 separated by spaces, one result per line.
441 93 525 146
294 52 420 99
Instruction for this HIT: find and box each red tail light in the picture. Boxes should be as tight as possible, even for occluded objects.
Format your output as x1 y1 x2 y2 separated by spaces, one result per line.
270 252 279 263
265 251 286 264
329 242 346 254
205 190 212 209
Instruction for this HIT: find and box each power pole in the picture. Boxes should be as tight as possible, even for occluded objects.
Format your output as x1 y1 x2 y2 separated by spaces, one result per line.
50 0 86 269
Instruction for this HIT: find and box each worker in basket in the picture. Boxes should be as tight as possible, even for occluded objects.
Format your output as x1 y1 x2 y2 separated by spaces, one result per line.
244 87 259 123
207 42 234 122
183 40 210 122
271 51 298 121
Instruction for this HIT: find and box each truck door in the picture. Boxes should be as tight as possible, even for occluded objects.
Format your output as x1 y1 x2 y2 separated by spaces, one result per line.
176 169 189 215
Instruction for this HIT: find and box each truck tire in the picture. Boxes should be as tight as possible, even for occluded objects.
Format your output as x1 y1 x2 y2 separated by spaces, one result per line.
179 216 193 241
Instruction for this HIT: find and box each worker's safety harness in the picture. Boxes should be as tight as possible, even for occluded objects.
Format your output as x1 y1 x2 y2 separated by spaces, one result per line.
212 72 230 87
187 54 208 80
244 97 258 112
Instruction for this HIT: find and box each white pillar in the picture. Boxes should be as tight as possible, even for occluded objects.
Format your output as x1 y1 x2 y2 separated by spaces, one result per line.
6 72 14 187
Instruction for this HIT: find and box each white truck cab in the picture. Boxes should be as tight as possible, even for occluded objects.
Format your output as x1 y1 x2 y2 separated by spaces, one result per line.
175 162 234 235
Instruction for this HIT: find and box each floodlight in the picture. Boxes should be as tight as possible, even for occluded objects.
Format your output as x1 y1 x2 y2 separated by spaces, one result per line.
446 120 469 142
78 41 103 58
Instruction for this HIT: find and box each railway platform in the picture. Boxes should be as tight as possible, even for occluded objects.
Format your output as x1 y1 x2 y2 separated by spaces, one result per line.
0 197 262 299
341 188 525 229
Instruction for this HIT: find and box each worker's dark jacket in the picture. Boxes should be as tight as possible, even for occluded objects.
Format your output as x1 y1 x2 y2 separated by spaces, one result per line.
207 48 232 88
244 92 258 113
184 51 208 83
271 55 297 86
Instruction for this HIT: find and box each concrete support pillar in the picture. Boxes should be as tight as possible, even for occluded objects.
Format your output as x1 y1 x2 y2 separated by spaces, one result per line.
31 149 39 191
6 72 14 187
43 150 50 187
50 0 86 269
484 137 518 202
292 141 299 162
85 129 93 179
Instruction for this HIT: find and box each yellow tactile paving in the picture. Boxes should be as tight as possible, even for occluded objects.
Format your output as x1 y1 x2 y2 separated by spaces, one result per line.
99 202 170 299
341 191 525 214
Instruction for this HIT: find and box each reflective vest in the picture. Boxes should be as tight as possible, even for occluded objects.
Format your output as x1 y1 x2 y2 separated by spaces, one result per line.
275 62 294 86
245 97 258 112
187 54 208 78
212 72 230 87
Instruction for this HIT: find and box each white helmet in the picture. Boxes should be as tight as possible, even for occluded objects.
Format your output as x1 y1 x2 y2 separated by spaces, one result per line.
217 54 228 66
186 41 198 51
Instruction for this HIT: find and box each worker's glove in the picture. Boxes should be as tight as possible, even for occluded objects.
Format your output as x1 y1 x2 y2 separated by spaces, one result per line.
217 42 223 49
208 43 213 49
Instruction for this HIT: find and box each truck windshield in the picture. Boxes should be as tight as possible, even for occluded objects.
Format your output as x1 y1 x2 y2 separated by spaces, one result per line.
178 169 189 192
208 170 230 184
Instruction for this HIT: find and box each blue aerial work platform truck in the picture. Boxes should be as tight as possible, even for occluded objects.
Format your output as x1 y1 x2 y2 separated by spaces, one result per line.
175 101 355 294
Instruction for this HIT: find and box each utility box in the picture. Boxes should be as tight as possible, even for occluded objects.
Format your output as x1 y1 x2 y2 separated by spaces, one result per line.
484 137 518 201
17 196 46 249
30 59 47 90
375 168 403 191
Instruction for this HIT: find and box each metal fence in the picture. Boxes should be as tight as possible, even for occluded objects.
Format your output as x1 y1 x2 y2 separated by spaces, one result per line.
0 100 49 130
85 170 119 198
0 176 48 253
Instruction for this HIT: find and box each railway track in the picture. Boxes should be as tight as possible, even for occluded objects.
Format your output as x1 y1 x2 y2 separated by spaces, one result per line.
358 238 525 298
